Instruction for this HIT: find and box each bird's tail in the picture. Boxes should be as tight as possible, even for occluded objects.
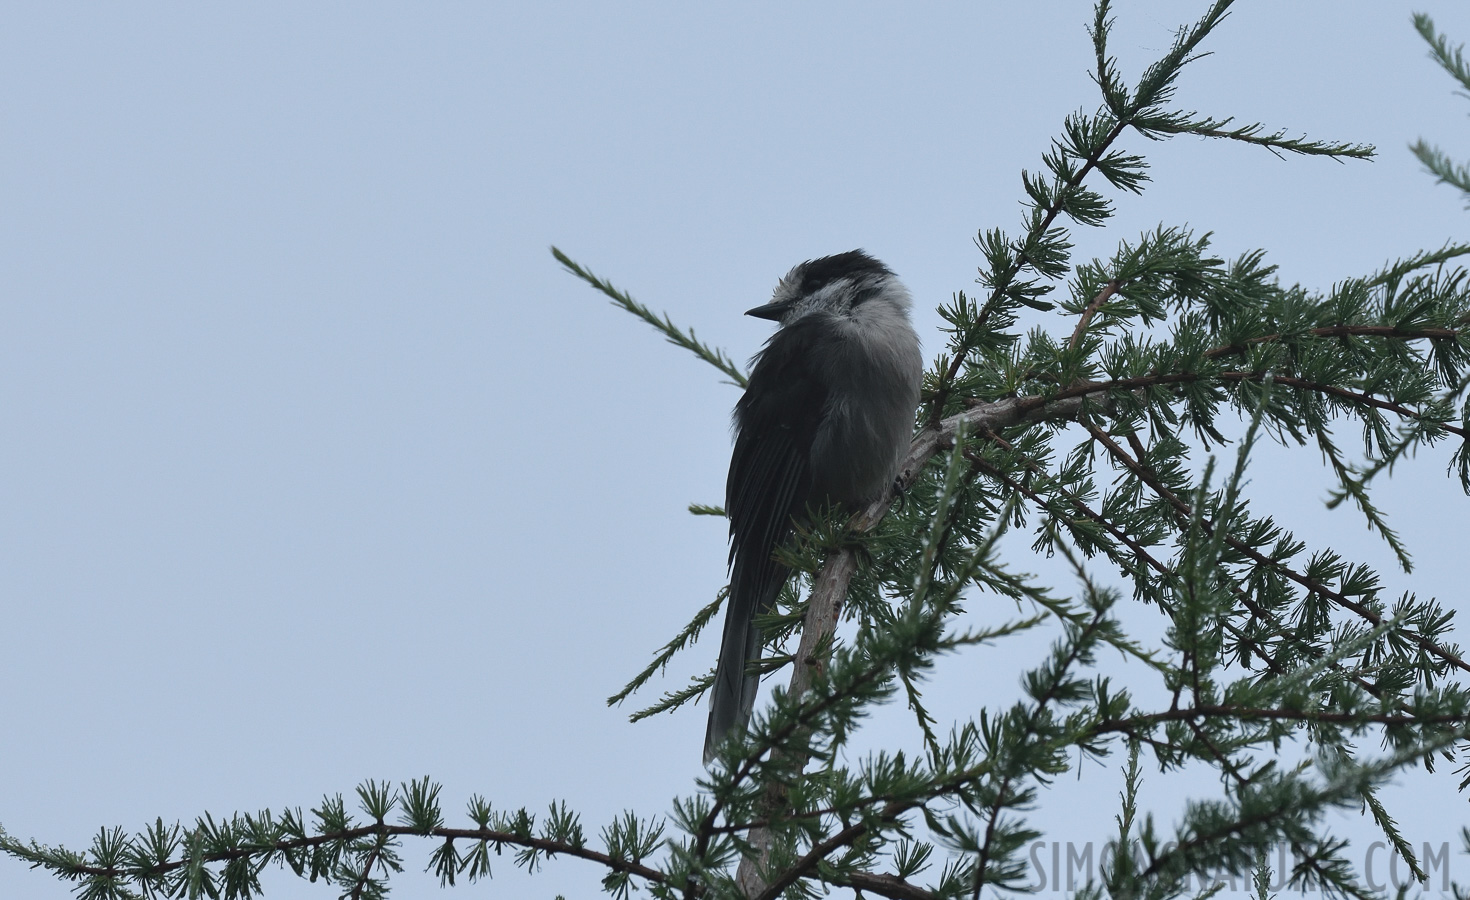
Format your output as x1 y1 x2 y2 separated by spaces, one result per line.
703 582 767 764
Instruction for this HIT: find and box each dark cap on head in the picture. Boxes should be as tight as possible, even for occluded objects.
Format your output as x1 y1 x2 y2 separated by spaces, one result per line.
795 250 892 295
745 250 893 320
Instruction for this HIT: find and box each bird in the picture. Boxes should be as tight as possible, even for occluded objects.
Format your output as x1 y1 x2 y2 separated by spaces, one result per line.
704 250 923 763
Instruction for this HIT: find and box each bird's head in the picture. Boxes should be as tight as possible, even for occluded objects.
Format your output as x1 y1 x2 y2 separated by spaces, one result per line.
746 250 907 326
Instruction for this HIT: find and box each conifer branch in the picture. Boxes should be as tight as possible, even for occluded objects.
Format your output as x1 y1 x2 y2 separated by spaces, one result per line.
1201 323 1465 358
0 821 669 890
1151 116 1374 160
1215 372 1469 439
836 870 938 900
1097 706 1470 732
1412 15 1470 204
552 246 748 387
1068 278 1123 350
609 591 725 708
1083 424 1470 676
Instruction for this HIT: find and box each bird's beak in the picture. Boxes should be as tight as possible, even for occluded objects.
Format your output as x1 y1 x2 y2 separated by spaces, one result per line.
744 301 789 321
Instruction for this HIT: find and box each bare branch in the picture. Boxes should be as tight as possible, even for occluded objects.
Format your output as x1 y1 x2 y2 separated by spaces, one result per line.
1068 279 1123 350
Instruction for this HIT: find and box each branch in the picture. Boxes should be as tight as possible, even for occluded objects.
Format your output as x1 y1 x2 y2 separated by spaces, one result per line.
752 814 895 900
1083 425 1470 677
839 870 940 900
609 591 725 708
8 822 668 890
968 433 1172 585
1415 12 1470 94
1097 705 1470 733
1202 323 1463 360
552 247 748 387
1016 362 1465 441
1217 371 1468 439
1163 116 1374 160
348 832 389 900
964 436 1354 697
1068 279 1123 350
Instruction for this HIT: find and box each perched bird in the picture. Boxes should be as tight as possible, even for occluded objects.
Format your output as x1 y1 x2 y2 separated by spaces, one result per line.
705 250 923 763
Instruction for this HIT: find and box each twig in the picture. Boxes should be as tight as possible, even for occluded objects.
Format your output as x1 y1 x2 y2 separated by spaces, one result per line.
348 833 387 900
1202 324 1463 360
1217 372 1469 439
1068 279 1123 350
1097 705 1470 732
839 870 939 900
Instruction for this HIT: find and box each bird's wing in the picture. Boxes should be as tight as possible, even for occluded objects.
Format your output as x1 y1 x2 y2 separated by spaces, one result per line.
706 317 833 761
726 317 832 606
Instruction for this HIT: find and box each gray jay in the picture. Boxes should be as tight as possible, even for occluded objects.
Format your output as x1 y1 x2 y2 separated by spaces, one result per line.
704 250 923 763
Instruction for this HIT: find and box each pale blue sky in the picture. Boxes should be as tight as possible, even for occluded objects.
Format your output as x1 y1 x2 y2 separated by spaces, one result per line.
2 2 1469 897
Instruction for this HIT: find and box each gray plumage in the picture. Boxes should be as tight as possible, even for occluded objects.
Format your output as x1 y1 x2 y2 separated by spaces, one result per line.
704 250 923 763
